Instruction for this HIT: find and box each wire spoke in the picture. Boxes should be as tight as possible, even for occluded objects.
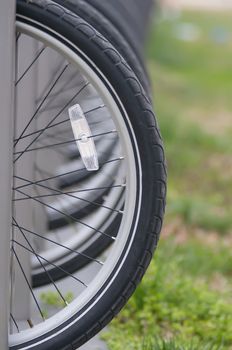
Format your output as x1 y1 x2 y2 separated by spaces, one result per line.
14 156 124 191
34 137 69 157
15 46 46 86
13 218 68 305
14 64 69 147
14 174 124 214
15 188 116 241
13 183 126 201
12 223 104 265
13 104 105 143
12 246 45 321
38 129 72 144
14 82 90 163
34 61 67 103
14 129 117 155
12 240 88 287
10 313 20 333
16 33 21 42
36 70 82 106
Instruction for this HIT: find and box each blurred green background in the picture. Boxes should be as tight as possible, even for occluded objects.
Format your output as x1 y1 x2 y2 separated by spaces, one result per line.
104 5 232 350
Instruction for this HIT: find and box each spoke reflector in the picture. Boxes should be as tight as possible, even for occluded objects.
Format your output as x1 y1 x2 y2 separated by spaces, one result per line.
69 104 99 171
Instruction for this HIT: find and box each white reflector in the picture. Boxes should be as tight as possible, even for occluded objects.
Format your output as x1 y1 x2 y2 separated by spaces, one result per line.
68 104 99 171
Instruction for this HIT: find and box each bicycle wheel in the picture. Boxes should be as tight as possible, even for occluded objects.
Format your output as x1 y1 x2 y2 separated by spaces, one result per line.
11 1 166 349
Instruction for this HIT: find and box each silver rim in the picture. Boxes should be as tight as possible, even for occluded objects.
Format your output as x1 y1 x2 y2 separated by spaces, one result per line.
10 18 142 347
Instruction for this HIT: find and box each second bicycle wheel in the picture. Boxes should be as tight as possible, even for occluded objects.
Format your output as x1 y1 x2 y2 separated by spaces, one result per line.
10 1 166 349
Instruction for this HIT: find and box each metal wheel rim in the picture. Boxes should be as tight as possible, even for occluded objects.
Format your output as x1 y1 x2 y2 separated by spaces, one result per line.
10 18 142 347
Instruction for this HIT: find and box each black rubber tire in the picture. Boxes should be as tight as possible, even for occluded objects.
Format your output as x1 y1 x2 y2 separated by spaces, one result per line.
55 0 151 97
14 1 166 349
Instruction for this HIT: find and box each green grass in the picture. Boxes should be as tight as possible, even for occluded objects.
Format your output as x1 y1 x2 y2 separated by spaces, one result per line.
104 240 232 350
105 9 232 350
40 291 74 308
40 291 74 318
142 338 224 350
